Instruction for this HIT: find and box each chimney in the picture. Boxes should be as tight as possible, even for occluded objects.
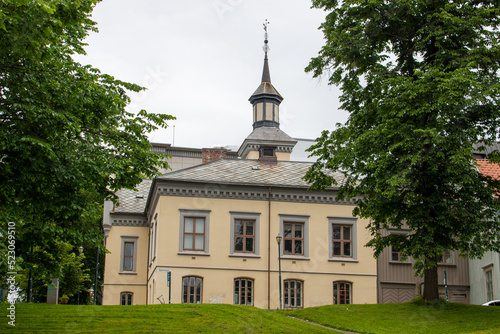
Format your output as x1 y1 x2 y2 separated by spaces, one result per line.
202 148 227 164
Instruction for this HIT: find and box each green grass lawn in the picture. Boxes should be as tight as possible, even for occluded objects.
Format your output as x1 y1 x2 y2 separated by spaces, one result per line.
1 302 499 333
288 302 500 334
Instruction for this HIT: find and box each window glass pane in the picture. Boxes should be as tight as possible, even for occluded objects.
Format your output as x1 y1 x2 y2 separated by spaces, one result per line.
343 226 351 240
235 221 244 235
295 240 303 254
344 242 351 256
246 238 254 252
333 242 341 256
295 224 302 238
333 225 341 239
124 257 132 270
284 239 292 253
125 243 133 256
241 280 246 288
235 237 243 251
246 222 254 235
196 219 204 233
184 235 193 250
190 277 195 286
392 252 400 261
185 218 194 233
444 250 452 263
195 235 204 250
284 224 292 237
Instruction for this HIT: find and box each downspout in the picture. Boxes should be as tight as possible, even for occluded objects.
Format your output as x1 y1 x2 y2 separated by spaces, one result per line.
267 186 272 309
146 213 151 305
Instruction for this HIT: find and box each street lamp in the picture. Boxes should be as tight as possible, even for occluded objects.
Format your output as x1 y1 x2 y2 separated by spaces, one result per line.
276 234 283 310
78 246 83 305
89 287 94 305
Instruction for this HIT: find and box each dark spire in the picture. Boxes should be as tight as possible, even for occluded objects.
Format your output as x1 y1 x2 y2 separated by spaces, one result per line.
261 19 271 83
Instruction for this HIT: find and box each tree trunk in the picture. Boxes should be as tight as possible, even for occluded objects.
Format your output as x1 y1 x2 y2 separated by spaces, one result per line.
423 263 439 301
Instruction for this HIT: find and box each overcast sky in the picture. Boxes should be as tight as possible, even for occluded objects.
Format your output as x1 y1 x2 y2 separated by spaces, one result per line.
75 0 346 149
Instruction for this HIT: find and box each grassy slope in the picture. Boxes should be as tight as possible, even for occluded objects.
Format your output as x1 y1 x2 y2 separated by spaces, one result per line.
0 303 336 333
288 302 500 334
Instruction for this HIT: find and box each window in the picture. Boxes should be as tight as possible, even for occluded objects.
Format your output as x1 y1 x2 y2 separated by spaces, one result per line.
183 217 205 251
486 269 494 302
284 279 303 309
121 292 133 305
149 214 158 263
388 232 409 263
178 209 210 254
182 276 202 304
329 217 357 261
332 225 352 257
234 278 254 306
230 212 260 256
280 215 309 258
234 219 255 253
438 250 453 264
120 236 138 273
333 281 352 304
261 147 275 157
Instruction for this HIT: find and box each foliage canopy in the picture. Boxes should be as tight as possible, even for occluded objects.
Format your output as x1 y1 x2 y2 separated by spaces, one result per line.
305 0 500 298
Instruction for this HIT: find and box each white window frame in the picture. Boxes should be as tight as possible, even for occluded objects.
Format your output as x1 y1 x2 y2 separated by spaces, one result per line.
485 265 494 302
120 236 138 274
229 212 260 257
178 209 211 255
329 217 357 262
387 229 411 264
279 214 309 259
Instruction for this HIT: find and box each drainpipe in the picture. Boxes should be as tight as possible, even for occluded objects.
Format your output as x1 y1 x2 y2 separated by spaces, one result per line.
267 187 272 309
146 213 151 305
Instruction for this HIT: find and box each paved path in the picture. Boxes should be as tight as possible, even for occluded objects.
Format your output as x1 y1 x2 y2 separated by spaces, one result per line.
287 316 360 334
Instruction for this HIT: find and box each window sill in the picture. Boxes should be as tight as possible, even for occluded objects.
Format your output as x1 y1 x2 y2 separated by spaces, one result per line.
437 263 456 267
281 255 310 261
389 261 412 265
177 252 210 256
229 254 261 259
119 271 137 275
329 258 358 263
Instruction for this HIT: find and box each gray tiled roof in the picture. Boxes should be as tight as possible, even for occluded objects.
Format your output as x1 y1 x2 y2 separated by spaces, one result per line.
244 127 297 143
159 158 345 189
113 179 152 213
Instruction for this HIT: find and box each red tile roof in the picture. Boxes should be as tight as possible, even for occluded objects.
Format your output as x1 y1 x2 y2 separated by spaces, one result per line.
476 159 500 180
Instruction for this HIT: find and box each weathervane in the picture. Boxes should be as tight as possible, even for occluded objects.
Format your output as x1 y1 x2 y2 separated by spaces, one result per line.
263 19 269 56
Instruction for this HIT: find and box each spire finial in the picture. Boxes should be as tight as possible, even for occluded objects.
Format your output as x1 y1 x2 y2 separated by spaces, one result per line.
263 19 269 58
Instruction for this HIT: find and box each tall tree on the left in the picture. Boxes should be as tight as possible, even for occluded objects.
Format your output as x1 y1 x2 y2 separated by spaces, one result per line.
0 0 174 300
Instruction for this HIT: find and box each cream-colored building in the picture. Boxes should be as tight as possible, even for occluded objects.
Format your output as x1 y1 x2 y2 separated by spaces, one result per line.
102 32 378 308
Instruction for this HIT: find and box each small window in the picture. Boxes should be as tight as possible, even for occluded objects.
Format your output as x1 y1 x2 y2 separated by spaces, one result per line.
260 147 275 157
284 222 304 255
234 278 254 306
333 281 352 304
332 224 352 257
389 233 408 263
120 236 138 273
438 250 453 264
121 292 133 305
284 279 303 309
234 219 255 253
123 242 134 271
182 276 203 304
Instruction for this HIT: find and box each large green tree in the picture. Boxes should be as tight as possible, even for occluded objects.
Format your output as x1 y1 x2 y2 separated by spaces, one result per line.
0 0 173 298
305 0 500 300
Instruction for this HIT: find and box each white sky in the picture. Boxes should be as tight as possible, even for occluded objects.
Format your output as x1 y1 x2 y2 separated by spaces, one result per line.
75 0 346 149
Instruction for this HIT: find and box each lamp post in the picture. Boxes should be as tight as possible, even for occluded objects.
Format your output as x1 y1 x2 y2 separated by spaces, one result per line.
276 234 282 310
89 287 94 305
78 246 83 305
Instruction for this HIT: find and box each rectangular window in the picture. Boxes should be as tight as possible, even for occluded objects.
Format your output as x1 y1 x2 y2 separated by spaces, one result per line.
329 217 357 261
183 217 205 251
389 232 409 263
234 219 255 253
333 281 352 304
438 250 453 264
182 276 202 304
234 278 253 306
332 224 352 257
284 222 304 255
120 292 133 305
284 279 303 309
178 209 210 254
486 269 494 302
120 236 138 273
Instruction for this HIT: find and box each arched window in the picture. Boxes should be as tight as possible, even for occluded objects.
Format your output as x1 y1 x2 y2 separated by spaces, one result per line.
121 292 133 305
333 281 352 304
234 278 254 306
182 276 203 304
284 279 303 309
